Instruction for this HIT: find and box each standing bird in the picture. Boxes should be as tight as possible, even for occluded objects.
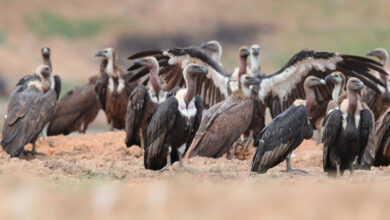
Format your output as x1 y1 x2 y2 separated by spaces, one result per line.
144 64 207 171
322 78 373 176
249 44 263 76
1 74 57 157
46 76 101 135
95 48 137 130
186 46 261 159
251 76 326 174
40 47 62 100
125 57 175 149
362 48 390 119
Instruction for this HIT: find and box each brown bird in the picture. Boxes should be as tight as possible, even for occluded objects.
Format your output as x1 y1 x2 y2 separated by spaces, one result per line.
95 48 137 130
186 46 261 159
47 76 101 135
125 57 178 149
40 47 62 100
1 73 57 158
373 107 390 167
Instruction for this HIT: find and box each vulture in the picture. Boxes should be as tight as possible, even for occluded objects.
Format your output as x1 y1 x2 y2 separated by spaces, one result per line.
185 46 261 159
249 44 263 76
40 47 62 100
1 74 57 157
144 64 207 171
251 76 326 174
95 48 138 130
125 57 176 149
362 48 390 119
322 77 373 176
128 45 386 122
46 76 101 135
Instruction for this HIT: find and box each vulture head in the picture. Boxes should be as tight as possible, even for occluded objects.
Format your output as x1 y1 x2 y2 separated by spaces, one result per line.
200 40 223 63
239 46 250 58
41 47 51 58
241 75 261 88
250 44 261 56
36 65 52 78
325 71 346 87
134 57 161 92
184 64 208 78
95 48 115 60
133 57 159 71
367 48 388 66
304 76 326 88
347 77 365 92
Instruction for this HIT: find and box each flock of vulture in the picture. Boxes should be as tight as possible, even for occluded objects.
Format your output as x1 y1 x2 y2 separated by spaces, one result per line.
1 41 390 177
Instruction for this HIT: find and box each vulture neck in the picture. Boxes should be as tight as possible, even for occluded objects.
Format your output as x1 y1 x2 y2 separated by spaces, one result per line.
148 65 161 93
105 56 117 77
347 89 358 115
379 55 388 66
332 80 345 102
250 55 260 73
304 86 316 115
43 55 52 69
238 56 247 90
183 73 196 106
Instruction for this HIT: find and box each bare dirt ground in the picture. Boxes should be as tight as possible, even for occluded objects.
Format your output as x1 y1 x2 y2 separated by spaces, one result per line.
1 132 390 219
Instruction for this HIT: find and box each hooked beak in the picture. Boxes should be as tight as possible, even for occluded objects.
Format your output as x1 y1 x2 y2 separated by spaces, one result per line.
357 82 365 90
247 77 261 86
241 49 250 57
200 42 209 49
251 48 260 56
319 79 326 86
42 48 50 56
325 75 335 84
366 50 375 56
95 50 106 57
197 66 208 75
40 67 51 76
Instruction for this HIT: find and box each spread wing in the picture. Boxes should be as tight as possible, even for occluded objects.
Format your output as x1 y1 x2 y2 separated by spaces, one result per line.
144 97 178 170
259 50 388 118
125 84 147 147
47 84 100 136
128 46 230 108
251 105 313 173
322 109 343 172
186 96 253 158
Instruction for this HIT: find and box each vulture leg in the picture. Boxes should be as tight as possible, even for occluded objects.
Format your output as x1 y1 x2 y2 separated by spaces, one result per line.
283 153 307 174
243 131 254 151
109 121 114 131
336 162 341 177
178 151 184 167
26 143 46 156
159 146 173 173
139 130 145 149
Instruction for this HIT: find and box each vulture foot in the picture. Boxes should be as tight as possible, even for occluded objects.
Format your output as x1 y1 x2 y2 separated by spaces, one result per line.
25 143 46 156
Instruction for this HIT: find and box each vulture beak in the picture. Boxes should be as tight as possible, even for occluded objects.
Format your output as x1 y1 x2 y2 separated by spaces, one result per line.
240 48 250 57
40 66 51 77
133 59 144 67
42 47 50 56
251 48 260 56
247 77 261 86
200 42 209 49
95 50 106 57
366 50 375 56
197 66 209 75
320 79 326 86
325 75 335 84
357 81 365 90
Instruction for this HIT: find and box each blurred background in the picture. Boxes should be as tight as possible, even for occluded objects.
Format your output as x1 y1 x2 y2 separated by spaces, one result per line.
0 0 389 129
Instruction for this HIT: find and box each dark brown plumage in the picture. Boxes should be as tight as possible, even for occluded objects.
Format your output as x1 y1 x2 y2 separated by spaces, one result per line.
47 76 101 135
1 74 57 158
95 48 138 130
373 107 390 166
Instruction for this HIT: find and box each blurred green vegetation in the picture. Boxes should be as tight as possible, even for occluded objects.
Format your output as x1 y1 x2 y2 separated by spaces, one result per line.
0 29 6 45
59 80 84 98
24 12 127 40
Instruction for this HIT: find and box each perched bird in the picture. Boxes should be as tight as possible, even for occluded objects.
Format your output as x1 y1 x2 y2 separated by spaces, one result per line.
95 48 137 130
40 47 62 100
125 57 176 149
185 46 261 158
47 76 101 135
1 74 57 157
249 44 263 76
324 72 347 114
251 76 326 174
362 48 390 119
144 64 206 171
322 78 373 176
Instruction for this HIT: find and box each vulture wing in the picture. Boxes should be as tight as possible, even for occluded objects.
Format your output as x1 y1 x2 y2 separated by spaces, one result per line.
53 75 62 100
144 96 178 170
251 105 313 173
373 107 390 166
128 47 230 108
95 72 109 111
125 84 147 147
186 95 253 158
322 109 343 172
358 108 375 168
260 50 387 118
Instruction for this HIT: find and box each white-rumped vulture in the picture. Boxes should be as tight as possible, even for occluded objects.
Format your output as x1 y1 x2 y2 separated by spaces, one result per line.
144 64 207 171
1 74 57 158
95 48 138 130
362 48 390 120
125 57 177 149
41 47 61 100
322 77 373 176
185 46 261 158
46 76 101 135
127 46 387 125
251 76 326 174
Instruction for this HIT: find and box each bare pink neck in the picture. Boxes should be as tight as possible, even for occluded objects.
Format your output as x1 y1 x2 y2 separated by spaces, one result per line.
238 56 247 90
347 89 358 115
304 86 316 115
184 75 195 106
149 65 161 92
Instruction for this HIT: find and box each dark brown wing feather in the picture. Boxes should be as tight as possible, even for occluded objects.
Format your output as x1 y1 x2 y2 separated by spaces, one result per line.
373 107 390 166
125 84 147 147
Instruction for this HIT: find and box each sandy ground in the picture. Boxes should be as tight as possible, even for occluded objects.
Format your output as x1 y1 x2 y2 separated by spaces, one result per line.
0 132 390 219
